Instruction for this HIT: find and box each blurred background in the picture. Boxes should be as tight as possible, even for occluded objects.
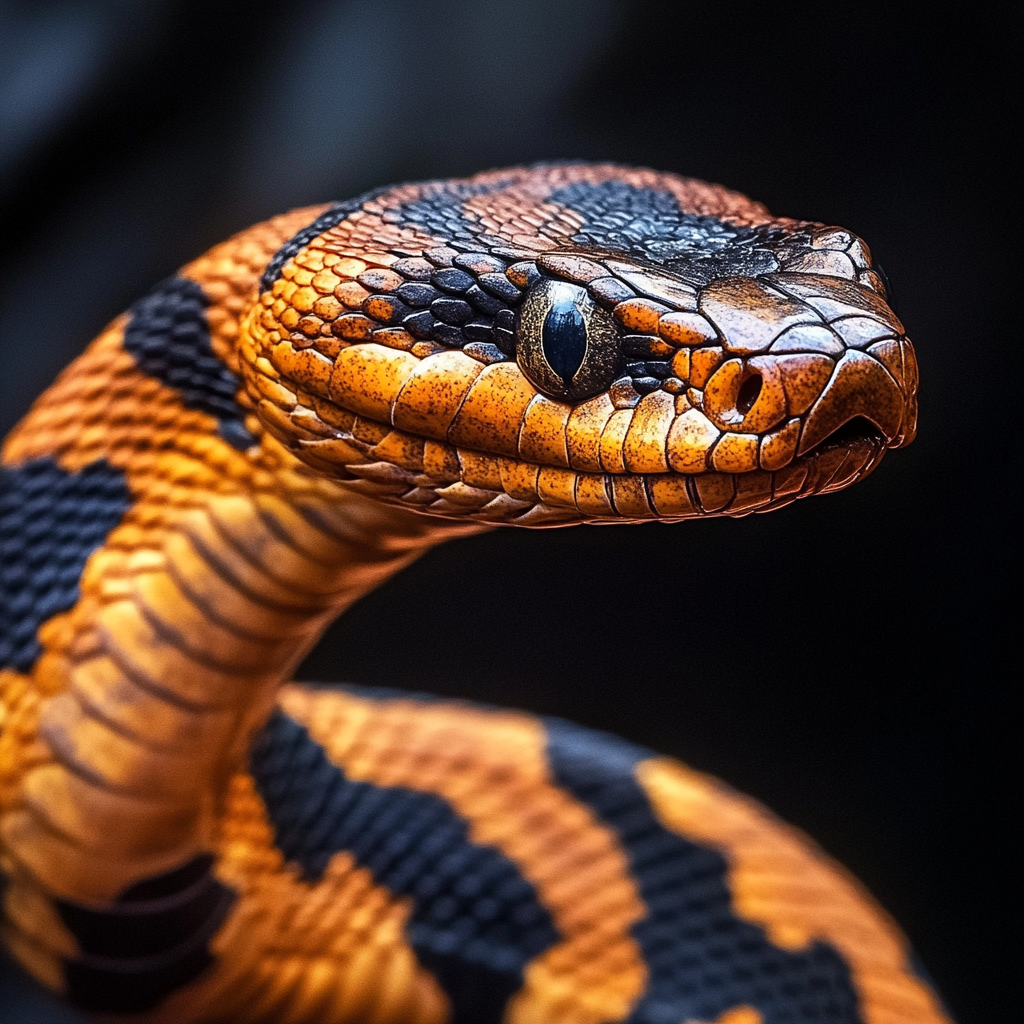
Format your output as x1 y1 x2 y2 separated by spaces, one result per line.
0 2 1017 1021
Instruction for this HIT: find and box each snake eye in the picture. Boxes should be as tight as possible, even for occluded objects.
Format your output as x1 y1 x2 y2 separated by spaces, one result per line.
515 279 622 402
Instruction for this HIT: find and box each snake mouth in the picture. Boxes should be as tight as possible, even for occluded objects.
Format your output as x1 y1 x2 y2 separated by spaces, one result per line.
787 416 890 500
798 416 887 459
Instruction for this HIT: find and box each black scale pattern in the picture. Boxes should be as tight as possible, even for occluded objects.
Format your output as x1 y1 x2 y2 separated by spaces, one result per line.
549 180 796 284
0 457 131 673
249 709 559 1024
385 177 511 247
123 276 255 450
56 855 236 1013
543 718 865 1024
369 178 525 357
258 173 816 394
261 177 527 361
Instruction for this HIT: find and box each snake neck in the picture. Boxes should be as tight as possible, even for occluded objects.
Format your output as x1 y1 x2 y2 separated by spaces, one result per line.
1 317 482 900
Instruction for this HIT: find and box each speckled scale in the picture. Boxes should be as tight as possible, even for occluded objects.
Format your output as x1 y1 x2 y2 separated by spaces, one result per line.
396 282 441 308
431 268 475 294
431 297 474 325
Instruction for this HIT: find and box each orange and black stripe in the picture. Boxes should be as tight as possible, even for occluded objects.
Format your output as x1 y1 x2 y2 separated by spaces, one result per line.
1 164 943 1023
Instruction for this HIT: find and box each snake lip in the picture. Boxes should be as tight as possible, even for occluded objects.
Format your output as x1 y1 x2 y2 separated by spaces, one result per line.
797 416 887 460
795 349 907 457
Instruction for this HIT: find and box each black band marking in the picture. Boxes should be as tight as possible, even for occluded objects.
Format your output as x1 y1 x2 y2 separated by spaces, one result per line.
384 178 511 248
56 854 236 1013
549 179 788 282
544 718 864 1024
250 709 558 1024
0 457 131 673
123 276 255 450
259 177 518 295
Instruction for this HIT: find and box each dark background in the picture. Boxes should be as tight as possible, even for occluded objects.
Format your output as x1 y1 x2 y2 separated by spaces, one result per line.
0 2 1017 1021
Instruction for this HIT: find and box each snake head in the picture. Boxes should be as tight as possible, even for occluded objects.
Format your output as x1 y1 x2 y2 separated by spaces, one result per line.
241 164 917 525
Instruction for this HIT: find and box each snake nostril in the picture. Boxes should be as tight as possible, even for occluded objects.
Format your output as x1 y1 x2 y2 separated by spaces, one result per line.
736 373 762 416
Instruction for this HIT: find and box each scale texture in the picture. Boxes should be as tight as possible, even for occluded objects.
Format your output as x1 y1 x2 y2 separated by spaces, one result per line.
0 163 943 1023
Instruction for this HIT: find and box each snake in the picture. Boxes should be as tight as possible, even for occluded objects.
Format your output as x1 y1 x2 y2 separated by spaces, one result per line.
0 163 947 1024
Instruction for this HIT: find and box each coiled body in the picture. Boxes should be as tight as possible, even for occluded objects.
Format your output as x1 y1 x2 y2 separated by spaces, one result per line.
0 164 945 1023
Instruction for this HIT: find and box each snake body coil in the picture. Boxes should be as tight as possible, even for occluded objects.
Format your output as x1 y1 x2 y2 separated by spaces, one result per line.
0 164 944 1023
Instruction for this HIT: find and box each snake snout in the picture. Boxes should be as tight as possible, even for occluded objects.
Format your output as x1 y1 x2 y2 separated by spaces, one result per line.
796 349 909 455
699 273 918 466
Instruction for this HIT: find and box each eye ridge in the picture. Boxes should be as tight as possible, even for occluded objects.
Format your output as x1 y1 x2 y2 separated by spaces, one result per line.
541 292 588 386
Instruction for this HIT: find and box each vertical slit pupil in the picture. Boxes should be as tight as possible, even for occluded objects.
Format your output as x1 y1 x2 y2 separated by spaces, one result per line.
542 295 587 386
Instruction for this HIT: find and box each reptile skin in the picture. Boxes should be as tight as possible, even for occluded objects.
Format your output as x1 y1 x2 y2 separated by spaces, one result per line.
0 164 944 1024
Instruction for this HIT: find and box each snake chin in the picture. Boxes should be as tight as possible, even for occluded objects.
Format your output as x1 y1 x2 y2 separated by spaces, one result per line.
787 423 890 499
